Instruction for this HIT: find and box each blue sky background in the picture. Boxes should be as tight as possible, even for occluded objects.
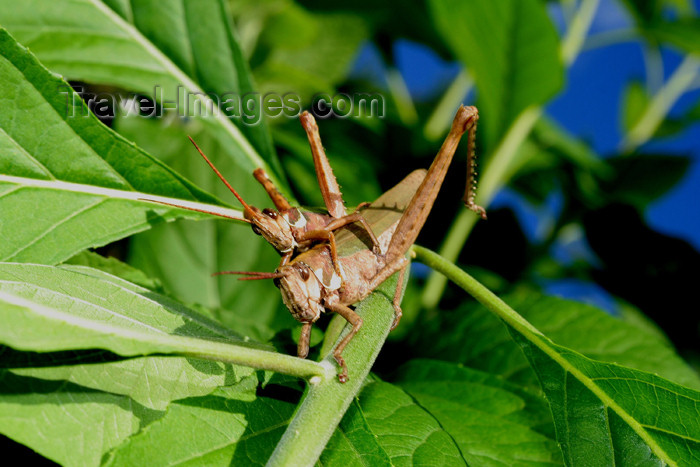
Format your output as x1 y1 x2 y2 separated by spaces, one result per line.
388 0 700 251
353 0 699 311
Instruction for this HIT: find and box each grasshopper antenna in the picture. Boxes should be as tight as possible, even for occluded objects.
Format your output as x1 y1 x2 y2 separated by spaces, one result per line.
137 198 250 222
187 136 259 219
212 270 287 281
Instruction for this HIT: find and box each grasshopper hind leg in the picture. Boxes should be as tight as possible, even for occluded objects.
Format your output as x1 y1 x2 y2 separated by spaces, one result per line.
326 303 363 383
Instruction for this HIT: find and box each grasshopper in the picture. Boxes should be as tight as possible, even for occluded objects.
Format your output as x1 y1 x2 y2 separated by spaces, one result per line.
231 105 486 382
144 112 380 276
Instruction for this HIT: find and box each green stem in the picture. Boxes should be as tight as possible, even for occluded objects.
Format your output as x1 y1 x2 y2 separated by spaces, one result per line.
414 245 539 333
560 0 600 65
267 273 400 466
621 56 700 153
185 340 328 381
583 29 637 51
386 68 418 126
423 70 474 141
642 43 664 94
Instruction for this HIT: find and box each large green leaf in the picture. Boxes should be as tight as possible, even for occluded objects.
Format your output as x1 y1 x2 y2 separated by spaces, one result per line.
322 361 561 466
394 360 561 466
0 28 244 264
0 0 281 179
8 352 254 410
414 246 700 466
64 250 166 293
0 262 326 373
603 154 691 208
321 380 464 466
511 331 700 465
428 0 563 148
254 10 369 102
104 376 296 466
0 371 159 467
649 18 700 54
411 293 700 391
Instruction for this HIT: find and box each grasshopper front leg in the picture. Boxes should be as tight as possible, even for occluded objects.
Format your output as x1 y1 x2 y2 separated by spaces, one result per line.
297 322 313 359
325 302 363 383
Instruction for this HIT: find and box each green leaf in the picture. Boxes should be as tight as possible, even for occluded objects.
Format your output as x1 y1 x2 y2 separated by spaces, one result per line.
322 380 466 466
650 19 700 54
412 293 700 391
9 353 254 411
620 0 695 29
511 330 700 466
0 0 281 179
64 250 165 292
624 82 650 133
0 371 159 467
393 360 561 466
0 28 244 265
254 12 369 101
622 81 691 139
428 0 563 147
0 262 240 351
0 262 325 381
105 376 296 466
603 154 691 208
414 246 700 466
320 397 394 467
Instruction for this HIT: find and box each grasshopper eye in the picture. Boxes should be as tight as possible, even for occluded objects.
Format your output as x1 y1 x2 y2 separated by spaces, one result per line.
251 225 262 236
263 208 278 219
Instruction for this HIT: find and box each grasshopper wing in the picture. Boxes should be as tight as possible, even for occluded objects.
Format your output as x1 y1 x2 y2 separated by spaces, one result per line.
334 169 427 257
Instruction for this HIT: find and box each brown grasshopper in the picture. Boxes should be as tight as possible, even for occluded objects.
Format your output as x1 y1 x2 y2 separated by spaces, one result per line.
230 105 486 382
144 112 380 276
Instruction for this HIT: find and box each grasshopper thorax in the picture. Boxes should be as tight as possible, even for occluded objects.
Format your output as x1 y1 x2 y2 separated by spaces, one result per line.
274 262 325 323
246 206 296 253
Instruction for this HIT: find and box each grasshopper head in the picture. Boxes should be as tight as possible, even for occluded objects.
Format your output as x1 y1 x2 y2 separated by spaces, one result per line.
274 262 324 323
246 207 296 254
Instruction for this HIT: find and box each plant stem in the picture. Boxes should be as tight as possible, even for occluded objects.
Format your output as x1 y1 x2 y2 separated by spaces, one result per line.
423 70 474 141
185 339 329 381
386 68 418 126
621 55 700 152
413 245 538 333
560 0 601 65
267 273 400 466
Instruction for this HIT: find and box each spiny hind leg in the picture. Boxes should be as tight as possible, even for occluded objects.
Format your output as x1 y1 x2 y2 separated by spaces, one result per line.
390 261 409 330
367 256 410 330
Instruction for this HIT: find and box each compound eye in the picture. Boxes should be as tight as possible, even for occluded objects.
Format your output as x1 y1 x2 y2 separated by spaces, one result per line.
262 208 278 219
251 225 262 236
